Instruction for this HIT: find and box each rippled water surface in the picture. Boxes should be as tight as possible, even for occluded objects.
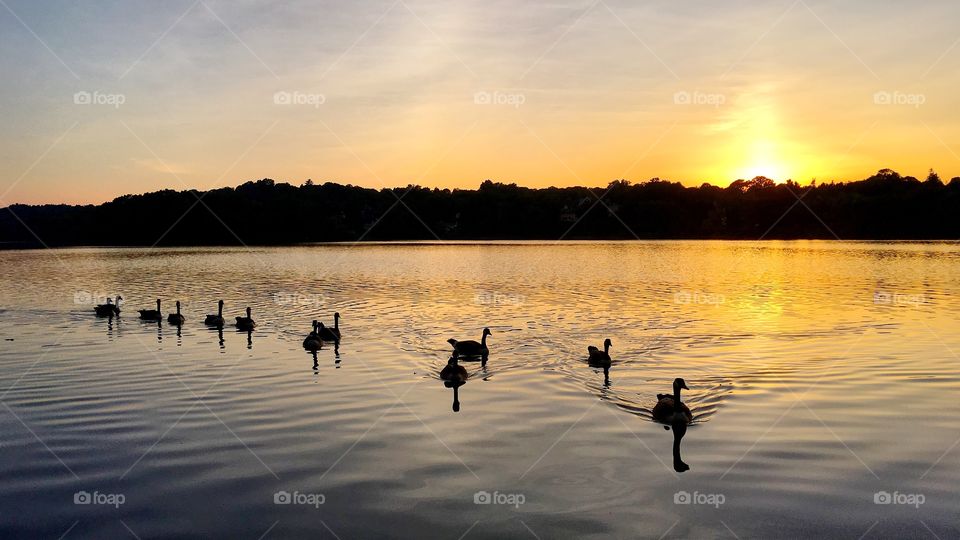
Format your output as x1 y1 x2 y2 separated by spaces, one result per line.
1 241 959 539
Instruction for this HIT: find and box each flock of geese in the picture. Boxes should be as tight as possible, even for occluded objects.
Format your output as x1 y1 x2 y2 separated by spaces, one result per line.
93 296 341 343
93 296 693 428
441 330 693 427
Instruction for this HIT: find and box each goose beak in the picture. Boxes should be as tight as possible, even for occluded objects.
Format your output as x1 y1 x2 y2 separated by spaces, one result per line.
680 381 689 390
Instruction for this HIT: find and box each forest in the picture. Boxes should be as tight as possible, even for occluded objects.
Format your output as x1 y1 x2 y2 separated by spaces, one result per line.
1 168 958 247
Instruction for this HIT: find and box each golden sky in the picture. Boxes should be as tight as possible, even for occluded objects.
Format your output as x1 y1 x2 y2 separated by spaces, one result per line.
1 0 959 204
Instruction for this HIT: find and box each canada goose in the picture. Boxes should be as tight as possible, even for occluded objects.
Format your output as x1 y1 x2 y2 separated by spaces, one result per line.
204 300 225 327
317 312 341 341
138 299 162 321
448 328 491 358
235 307 256 330
652 378 693 424
167 301 185 325
587 338 612 365
94 295 122 317
303 320 322 351
440 357 468 384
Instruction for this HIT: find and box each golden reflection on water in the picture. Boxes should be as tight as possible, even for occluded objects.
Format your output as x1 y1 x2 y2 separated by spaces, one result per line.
1 241 959 538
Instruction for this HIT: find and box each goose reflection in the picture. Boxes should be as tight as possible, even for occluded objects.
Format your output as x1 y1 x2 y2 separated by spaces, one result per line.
217 326 225 350
585 360 610 387
667 417 690 473
440 357 468 412
105 313 120 340
240 328 252 349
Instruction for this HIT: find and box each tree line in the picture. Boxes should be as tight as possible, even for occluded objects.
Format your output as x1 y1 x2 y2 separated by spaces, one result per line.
1 168 958 247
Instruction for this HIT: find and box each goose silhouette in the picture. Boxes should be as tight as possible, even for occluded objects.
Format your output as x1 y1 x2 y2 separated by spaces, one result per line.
448 328 491 358
167 301 185 325
94 295 122 317
205 300 225 327
317 313 341 341
303 320 322 351
235 307 256 330
652 378 693 424
138 299 162 321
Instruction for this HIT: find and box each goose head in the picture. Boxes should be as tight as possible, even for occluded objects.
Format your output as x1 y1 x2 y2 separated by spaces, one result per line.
246 307 252 318
674 377 689 391
175 300 181 312
156 298 161 311
604 338 612 351
116 295 123 304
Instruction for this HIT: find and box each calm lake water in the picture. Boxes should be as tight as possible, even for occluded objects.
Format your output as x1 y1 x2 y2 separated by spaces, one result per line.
1 241 959 539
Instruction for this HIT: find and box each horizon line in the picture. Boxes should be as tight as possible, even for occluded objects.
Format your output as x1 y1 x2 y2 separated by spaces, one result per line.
5 167 954 207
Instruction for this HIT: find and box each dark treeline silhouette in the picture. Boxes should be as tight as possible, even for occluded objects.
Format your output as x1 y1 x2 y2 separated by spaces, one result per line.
2 168 959 247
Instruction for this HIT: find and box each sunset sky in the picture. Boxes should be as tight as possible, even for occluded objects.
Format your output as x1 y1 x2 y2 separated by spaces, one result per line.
2 0 960 204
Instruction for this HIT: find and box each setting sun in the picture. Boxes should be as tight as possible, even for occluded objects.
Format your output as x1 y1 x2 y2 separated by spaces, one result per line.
735 139 791 181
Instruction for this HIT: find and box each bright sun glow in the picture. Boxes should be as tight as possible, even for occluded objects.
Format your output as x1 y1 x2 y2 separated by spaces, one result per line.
734 139 789 181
